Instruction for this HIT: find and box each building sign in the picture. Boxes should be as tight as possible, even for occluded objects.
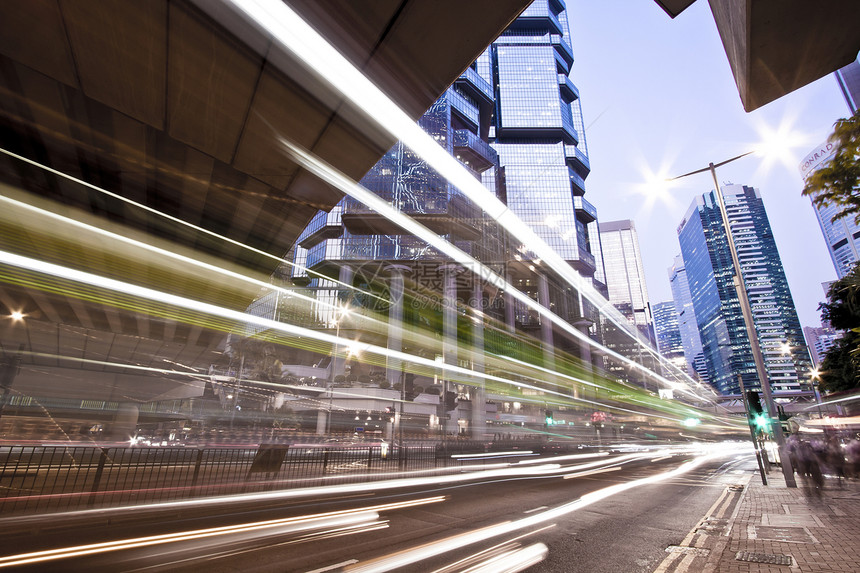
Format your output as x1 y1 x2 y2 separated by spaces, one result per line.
799 141 836 179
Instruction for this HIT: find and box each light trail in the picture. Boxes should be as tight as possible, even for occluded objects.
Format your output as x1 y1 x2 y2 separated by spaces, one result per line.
0 188 392 336
274 135 706 402
0 497 444 569
0 147 375 304
0 249 706 425
344 447 735 572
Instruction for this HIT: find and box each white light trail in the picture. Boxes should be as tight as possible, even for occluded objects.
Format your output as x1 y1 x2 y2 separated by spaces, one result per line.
1 250 686 422
345 449 733 572
0 148 379 304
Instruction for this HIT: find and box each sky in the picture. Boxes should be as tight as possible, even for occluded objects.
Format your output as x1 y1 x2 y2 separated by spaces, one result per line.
567 0 852 330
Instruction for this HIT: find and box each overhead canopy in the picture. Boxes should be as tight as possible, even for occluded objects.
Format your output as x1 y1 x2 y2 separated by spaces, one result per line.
0 0 531 402
0 0 530 287
656 0 860 111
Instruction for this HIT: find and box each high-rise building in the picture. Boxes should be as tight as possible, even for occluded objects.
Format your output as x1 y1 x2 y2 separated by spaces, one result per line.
677 185 812 394
598 220 653 339
651 301 685 371
279 0 607 435
803 325 840 368
486 0 607 316
668 254 709 383
799 140 860 278
835 57 860 114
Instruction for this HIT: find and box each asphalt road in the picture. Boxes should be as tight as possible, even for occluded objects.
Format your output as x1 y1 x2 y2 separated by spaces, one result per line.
0 444 755 572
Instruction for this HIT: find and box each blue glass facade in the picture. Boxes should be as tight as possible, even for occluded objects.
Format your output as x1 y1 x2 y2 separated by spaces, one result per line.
487 0 602 290
668 254 709 383
678 186 812 395
800 141 860 279
652 301 685 367
678 191 756 394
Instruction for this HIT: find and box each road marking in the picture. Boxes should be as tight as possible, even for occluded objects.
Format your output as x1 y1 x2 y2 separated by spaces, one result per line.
306 559 359 573
523 506 547 514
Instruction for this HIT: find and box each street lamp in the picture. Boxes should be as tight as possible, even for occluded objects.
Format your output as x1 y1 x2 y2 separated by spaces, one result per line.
810 368 825 418
668 151 797 488
327 303 351 434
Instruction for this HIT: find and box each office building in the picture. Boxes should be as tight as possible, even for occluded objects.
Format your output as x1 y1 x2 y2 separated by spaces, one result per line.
677 185 812 394
598 220 653 339
651 301 685 371
668 254 709 383
276 0 605 436
835 58 860 114
799 141 860 279
803 325 840 368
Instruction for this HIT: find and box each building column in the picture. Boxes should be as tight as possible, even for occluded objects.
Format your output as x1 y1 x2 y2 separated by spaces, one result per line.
316 409 328 435
440 264 461 437
537 273 555 375
504 271 516 334
385 265 410 390
470 281 486 441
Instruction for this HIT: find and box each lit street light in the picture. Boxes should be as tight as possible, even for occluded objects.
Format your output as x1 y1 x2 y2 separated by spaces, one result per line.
668 151 797 488
327 303 351 434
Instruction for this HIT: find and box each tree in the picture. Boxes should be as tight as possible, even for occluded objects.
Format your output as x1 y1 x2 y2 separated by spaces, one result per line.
802 110 860 224
818 263 860 392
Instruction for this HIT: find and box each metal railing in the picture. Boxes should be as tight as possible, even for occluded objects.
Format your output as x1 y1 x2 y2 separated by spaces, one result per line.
0 441 554 515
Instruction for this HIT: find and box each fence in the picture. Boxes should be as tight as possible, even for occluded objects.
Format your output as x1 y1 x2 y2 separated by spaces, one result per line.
0 441 550 515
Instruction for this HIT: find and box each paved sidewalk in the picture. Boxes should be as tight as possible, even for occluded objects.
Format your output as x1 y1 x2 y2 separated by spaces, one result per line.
653 469 860 572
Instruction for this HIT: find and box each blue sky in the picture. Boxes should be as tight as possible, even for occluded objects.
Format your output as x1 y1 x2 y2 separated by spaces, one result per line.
568 0 852 330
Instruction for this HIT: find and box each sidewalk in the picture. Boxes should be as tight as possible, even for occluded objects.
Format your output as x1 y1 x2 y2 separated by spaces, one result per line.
653 469 860 572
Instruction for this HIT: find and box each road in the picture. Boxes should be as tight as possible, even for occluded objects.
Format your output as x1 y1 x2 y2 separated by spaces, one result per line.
0 443 754 572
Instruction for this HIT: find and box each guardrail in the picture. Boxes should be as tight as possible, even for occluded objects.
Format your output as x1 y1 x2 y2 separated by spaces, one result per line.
0 441 555 515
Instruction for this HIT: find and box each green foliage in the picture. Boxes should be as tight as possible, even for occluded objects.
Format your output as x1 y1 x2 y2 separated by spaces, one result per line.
802 110 860 224
818 264 860 392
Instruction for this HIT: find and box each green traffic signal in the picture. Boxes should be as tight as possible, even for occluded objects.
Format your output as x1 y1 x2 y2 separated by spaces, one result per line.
753 413 769 429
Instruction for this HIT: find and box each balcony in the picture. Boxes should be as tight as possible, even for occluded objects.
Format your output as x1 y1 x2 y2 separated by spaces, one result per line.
551 34 574 68
570 245 596 277
568 166 586 196
558 74 579 102
453 129 498 173
512 0 564 35
448 90 480 131
298 208 343 249
574 196 597 224
565 144 591 179
455 67 493 105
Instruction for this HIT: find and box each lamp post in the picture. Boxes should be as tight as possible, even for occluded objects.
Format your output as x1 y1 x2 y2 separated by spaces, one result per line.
327 303 350 435
669 152 796 487
811 368 825 419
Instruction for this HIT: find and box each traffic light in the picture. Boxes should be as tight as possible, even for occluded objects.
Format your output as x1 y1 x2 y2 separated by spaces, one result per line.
746 390 769 430
444 391 458 411
545 410 554 425
746 391 763 416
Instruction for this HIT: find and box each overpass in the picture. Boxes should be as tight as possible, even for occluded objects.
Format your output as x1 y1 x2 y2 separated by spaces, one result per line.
0 0 530 433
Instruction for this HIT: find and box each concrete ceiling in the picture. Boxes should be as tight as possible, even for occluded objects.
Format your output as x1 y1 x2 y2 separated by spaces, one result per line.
0 0 530 403
656 0 860 112
0 0 530 291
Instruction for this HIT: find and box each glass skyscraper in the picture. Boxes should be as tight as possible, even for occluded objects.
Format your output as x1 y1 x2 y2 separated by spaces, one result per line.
597 220 653 338
668 254 709 383
651 301 685 370
275 0 608 435
835 57 860 114
677 185 811 394
485 0 604 295
799 140 860 279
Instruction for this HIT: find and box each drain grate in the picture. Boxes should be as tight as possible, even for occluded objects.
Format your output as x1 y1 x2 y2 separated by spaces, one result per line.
666 546 710 557
735 551 792 565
